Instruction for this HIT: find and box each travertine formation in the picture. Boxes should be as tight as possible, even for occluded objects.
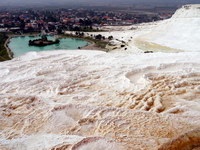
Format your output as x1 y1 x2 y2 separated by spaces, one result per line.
138 5 200 52
0 50 200 149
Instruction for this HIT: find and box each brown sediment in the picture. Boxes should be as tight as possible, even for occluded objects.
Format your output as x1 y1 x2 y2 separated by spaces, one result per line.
159 128 200 150
80 42 107 51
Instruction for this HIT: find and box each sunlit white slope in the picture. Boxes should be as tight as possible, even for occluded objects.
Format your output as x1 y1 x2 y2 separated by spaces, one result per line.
139 4 200 52
0 50 200 149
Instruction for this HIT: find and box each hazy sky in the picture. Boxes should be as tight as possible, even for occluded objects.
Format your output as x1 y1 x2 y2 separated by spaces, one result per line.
0 0 199 7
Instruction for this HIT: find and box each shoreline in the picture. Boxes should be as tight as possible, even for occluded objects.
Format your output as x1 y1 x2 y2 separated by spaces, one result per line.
4 36 14 59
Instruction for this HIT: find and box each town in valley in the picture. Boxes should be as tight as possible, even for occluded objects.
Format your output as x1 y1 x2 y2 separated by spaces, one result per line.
0 6 176 34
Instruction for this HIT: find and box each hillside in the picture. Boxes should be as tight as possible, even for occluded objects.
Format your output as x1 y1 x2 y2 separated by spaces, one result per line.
138 4 200 52
87 4 200 53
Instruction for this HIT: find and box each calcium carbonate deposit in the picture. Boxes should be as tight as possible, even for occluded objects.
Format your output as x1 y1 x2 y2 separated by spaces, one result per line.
0 4 200 150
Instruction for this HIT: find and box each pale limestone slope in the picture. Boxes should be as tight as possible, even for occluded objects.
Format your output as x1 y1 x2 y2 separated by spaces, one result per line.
0 50 200 149
136 4 200 52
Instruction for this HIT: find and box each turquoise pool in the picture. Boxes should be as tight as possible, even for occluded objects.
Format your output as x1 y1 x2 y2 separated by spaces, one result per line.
8 35 89 57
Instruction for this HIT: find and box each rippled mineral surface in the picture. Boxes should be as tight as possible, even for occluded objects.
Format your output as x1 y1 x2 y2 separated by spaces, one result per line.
0 50 200 150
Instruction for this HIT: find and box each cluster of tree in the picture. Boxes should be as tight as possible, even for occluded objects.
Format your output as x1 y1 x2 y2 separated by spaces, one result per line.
79 19 92 27
94 35 113 41
95 34 105 40
108 36 113 40
74 32 114 42
75 32 84 37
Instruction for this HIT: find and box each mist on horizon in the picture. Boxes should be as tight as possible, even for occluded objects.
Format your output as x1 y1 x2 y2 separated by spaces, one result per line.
0 0 199 7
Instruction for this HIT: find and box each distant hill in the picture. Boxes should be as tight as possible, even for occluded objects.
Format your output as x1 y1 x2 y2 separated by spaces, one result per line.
1 0 200 7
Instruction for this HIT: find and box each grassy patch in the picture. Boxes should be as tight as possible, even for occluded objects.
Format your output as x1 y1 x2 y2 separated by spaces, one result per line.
0 33 11 61
94 40 108 49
